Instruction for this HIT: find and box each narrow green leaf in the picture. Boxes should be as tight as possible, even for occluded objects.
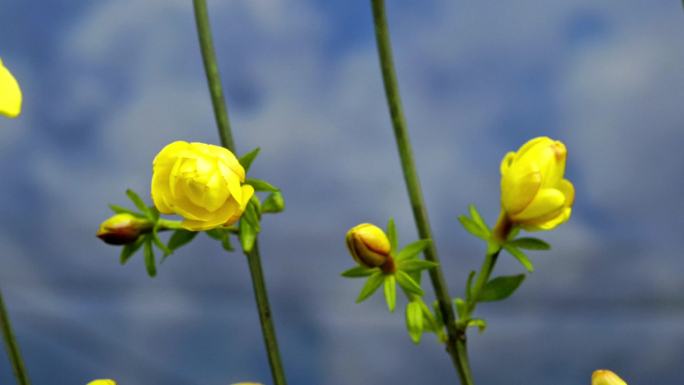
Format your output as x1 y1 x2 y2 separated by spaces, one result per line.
458 215 488 240
397 259 439 272
467 318 487 333
239 219 257 253
243 200 261 232
126 189 152 218
508 237 551 250
221 235 234 252
205 228 226 240
503 245 535 272
386 218 398 253
396 239 431 261
168 230 197 251
356 272 384 303
143 238 157 277
245 178 279 192
454 297 467 319
396 270 424 296
405 301 424 344
108 204 145 217
261 191 285 213
468 204 490 235
418 300 440 332
384 275 397 312
120 236 145 265
152 227 172 256
465 270 476 302
480 274 526 302
341 266 377 278
239 147 261 172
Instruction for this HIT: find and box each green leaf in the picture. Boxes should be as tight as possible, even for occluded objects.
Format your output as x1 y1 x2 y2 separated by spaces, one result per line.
221 235 234 252
467 318 487 333
108 204 145 217
341 266 377 278
458 215 488 240
418 300 440 333
508 237 551 250
120 236 145 265
239 147 261 172
396 239 431 261
454 297 467 319
152 227 172 256
384 275 397 312
405 301 424 344
479 274 526 302
468 204 490 235
356 272 384 303
205 228 228 240
261 191 285 213
465 270 476 302
239 219 258 253
503 245 535 272
245 178 279 192
143 238 157 277
243 200 261 232
167 230 197 251
126 189 153 219
397 259 439 272
386 218 398 253
396 270 424 296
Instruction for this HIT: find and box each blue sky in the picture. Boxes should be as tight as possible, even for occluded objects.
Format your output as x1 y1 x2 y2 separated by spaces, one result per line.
1 1 684 384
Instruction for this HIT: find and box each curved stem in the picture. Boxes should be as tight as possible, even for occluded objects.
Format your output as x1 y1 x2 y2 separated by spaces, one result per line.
370 1 473 384
193 0 235 151
192 2 288 384
245 241 288 385
0 288 31 385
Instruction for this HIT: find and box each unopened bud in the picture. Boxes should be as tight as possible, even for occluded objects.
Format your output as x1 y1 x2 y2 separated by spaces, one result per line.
345 223 391 268
96 213 152 245
592 370 627 385
87 380 117 385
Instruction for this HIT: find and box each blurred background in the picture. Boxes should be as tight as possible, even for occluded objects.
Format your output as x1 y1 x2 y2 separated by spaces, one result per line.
1 0 683 384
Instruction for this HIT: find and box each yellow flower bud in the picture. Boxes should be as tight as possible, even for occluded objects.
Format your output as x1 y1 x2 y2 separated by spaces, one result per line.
499 136 575 232
346 223 391 268
96 213 152 245
87 380 117 385
592 369 628 385
151 141 255 231
232 383 263 385
0 58 22 118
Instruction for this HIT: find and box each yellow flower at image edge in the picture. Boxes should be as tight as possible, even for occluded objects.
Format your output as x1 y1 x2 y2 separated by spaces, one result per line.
592 369 628 385
0 58 22 118
87 380 116 385
151 141 254 231
500 136 575 231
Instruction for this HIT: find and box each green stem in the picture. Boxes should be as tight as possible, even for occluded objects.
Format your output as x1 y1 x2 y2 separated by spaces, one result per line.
245 241 288 385
192 2 288 385
465 248 501 316
192 0 235 151
0 288 31 385
370 1 473 384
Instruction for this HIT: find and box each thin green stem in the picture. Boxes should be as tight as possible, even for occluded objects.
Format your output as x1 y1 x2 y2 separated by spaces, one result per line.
245 241 288 385
0 288 31 385
465 248 501 316
193 0 235 151
192 2 288 385
370 1 473 384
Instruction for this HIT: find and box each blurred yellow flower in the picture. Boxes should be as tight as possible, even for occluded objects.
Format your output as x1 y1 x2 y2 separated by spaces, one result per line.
592 369 627 385
346 223 391 268
0 58 22 118
499 136 574 232
231 383 263 385
151 141 254 231
86 380 116 385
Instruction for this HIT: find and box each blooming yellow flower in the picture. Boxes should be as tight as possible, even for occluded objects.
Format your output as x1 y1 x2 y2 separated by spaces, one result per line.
499 136 574 231
346 223 391 268
592 369 627 385
87 380 117 385
0 58 22 118
151 141 254 231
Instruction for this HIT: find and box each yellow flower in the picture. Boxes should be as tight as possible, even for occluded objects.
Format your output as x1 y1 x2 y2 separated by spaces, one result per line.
87 380 117 385
345 223 391 268
96 213 152 245
0 58 22 118
231 383 263 385
499 136 574 231
592 369 628 385
151 141 254 231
